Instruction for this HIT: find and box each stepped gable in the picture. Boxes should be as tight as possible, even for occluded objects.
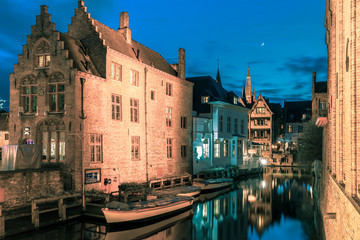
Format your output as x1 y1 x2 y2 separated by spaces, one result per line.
91 18 177 76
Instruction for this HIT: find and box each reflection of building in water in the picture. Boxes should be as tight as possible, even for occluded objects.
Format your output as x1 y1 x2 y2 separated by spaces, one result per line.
192 190 248 239
247 179 272 236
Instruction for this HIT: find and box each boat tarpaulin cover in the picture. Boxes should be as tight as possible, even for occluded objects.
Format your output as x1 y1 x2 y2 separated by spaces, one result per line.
1 144 41 171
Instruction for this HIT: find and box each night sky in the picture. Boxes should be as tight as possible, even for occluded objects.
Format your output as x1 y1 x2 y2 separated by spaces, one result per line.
0 0 327 111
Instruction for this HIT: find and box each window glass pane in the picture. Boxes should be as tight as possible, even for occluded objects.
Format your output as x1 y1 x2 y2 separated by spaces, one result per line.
45 55 50 66
42 132 48 160
32 87 37 94
59 94 65 110
51 95 56 111
50 132 56 160
58 85 65 92
59 132 65 161
32 96 37 112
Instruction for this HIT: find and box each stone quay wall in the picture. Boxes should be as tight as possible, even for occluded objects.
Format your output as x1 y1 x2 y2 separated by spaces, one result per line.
0 170 63 208
317 162 360 240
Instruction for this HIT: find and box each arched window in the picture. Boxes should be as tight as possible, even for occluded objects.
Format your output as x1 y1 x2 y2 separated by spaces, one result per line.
35 40 51 68
38 119 65 162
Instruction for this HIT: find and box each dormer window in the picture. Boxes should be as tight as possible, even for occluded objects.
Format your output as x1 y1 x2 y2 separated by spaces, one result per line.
37 54 50 68
202 96 209 103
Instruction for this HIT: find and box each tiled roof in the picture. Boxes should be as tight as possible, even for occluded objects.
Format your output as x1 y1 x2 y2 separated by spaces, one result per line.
284 100 312 122
187 76 245 114
91 19 177 76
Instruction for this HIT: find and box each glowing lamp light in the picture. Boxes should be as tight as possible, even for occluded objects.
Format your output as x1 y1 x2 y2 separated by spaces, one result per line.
248 195 257 202
260 158 267 165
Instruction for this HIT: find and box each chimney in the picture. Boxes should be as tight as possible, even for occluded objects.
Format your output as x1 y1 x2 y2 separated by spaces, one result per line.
40 5 48 14
178 48 185 80
119 12 131 44
312 72 316 94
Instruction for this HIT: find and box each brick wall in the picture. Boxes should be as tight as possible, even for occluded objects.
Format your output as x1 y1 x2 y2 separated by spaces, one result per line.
0 170 63 208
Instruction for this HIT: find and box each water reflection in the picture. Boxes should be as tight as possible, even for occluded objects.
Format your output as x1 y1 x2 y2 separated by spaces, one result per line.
7 167 319 240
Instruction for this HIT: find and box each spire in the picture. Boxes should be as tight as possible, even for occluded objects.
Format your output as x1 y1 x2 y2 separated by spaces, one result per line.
216 60 222 86
245 66 252 104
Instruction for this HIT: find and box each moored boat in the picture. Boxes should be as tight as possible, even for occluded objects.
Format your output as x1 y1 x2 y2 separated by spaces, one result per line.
102 196 194 224
192 178 233 193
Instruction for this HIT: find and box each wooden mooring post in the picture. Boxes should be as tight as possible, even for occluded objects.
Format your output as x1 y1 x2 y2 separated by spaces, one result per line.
0 204 5 238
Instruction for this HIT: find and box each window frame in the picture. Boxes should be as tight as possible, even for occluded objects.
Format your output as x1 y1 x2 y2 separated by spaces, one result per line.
131 136 140 160
130 98 139 123
111 62 122 81
48 83 65 112
130 69 139 86
181 116 187 129
181 145 187 158
90 133 103 163
21 85 38 113
167 138 173 158
166 107 172 127
166 82 173 96
111 94 122 121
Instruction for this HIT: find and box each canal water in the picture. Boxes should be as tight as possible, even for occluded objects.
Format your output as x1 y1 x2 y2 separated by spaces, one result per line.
6 167 321 240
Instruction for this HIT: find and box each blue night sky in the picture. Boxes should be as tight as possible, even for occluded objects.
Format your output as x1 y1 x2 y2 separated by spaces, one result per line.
0 0 327 111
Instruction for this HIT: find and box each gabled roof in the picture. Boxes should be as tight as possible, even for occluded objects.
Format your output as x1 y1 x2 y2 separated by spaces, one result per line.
91 19 177 76
250 94 273 115
314 81 327 93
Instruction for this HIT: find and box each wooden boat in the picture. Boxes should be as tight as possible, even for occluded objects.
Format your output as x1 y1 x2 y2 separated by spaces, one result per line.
105 209 193 240
102 196 194 224
192 178 233 193
155 185 201 198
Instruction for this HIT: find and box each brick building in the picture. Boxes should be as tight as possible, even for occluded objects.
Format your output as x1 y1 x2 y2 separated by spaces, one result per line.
0 112 9 166
318 0 360 239
8 2 193 194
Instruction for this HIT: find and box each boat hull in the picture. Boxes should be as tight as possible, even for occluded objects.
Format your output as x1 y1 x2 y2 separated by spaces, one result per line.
102 198 193 224
192 178 233 193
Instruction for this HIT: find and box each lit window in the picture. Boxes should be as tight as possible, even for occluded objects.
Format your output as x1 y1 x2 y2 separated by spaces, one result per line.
111 62 122 81
166 107 172 127
167 138 173 158
319 101 327 110
166 82 173 96
214 139 220 158
41 130 65 162
130 98 139 123
233 97 238 104
288 125 293 133
256 107 265 114
90 134 102 162
203 139 209 158
202 96 209 103
36 54 50 68
21 86 37 113
111 94 122 121
130 69 139 86
223 140 229 157
48 83 65 112
131 136 140 160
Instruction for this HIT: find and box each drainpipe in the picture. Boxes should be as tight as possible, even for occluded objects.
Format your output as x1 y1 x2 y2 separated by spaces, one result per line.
79 77 86 210
144 68 149 183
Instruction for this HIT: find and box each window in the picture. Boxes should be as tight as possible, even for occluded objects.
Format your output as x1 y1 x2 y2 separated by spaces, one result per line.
5 134 9 140
151 90 155 100
298 125 304 133
201 96 209 103
21 86 37 113
48 83 65 112
223 140 229 157
90 134 102 162
288 125 293 133
166 82 173 96
234 118 238 133
36 54 50 68
111 62 122 81
130 69 139 86
166 107 172 127
227 117 231 133
111 94 122 120
214 139 220 158
131 136 140 160
319 101 327 110
232 140 236 157
130 98 139 123
181 116 187 129
219 115 223 132
167 138 173 158
40 121 65 163
233 97 238 105
237 140 242 157
203 139 209 158
181 145 187 158
241 120 244 134
256 107 265 114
